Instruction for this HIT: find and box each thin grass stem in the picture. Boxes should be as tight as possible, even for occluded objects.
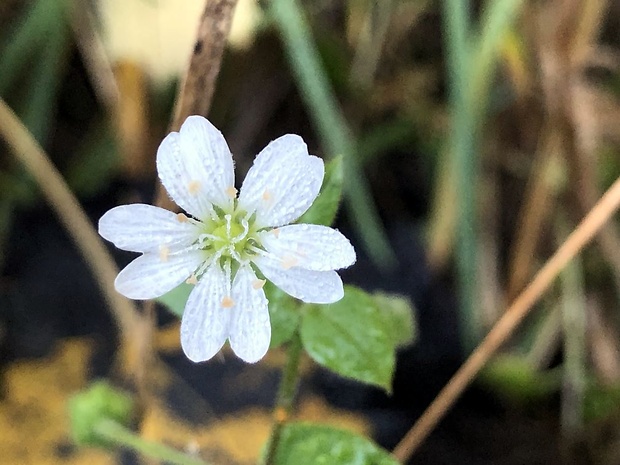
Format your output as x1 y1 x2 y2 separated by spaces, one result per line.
269 0 396 268
393 175 620 462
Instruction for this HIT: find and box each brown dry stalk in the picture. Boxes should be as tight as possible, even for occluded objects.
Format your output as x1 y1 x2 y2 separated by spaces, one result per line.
506 130 560 301
155 0 238 211
171 0 238 129
0 99 141 346
393 175 620 463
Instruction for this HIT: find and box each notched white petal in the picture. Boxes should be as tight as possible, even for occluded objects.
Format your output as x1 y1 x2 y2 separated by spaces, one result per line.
238 135 324 228
180 264 231 363
254 256 344 304
156 116 234 219
179 116 235 209
99 204 201 253
258 224 356 271
228 266 271 363
114 250 204 299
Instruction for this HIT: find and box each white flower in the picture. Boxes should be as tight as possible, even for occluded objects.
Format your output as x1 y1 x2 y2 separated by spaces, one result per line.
99 116 356 363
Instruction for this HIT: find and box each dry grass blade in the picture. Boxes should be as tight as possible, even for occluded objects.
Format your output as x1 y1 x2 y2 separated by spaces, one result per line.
392 175 620 463
171 0 238 131
0 98 141 356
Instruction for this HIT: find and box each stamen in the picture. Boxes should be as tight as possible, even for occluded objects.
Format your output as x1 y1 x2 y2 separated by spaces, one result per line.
188 180 201 195
226 186 238 198
225 214 232 238
159 245 170 262
186 274 198 285
248 245 268 256
281 256 299 270
262 190 272 202
271 228 280 238
221 296 235 308
176 213 189 223
223 260 232 298
252 279 266 290
198 232 220 243
228 246 242 263
195 249 224 277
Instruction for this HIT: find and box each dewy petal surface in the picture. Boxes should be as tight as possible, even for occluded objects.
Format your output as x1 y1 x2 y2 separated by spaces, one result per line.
238 135 324 228
115 250 205 299
157 116 234 219
99 204 201 253
254 255 344 304
228 265 270 363
258 224 356 271
181 264 231 362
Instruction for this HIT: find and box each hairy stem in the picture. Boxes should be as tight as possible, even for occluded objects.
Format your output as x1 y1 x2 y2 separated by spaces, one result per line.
263 331 304 465
94 419 208 465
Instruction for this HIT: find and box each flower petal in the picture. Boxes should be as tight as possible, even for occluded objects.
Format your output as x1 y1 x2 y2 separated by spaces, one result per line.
228 265 271 363
258 224 356 271
254 255 344 304
114 250 205 299
99 204 201 253
180 264 231 362
238 135 324 228
157 116 235 218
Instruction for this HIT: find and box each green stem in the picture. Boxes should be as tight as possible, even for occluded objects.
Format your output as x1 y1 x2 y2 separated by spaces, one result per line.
556 215 586 442
263 331 304 465
94 419 208 465
269 0 396 269
442 0 480 352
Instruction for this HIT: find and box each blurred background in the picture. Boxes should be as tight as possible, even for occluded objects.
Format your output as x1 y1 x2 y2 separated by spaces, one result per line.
1 0 620 464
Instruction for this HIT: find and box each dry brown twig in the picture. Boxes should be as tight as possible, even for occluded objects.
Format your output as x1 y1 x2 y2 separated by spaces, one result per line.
393 175 620 463
155 0 239 211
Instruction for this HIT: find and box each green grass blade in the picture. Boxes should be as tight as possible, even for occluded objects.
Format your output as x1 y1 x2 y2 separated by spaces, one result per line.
269 0 396 268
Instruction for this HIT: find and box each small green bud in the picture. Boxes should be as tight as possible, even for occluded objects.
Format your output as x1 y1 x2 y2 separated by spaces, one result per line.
69 380 134 448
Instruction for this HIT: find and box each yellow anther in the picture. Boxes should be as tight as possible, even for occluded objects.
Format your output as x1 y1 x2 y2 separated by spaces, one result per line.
274 407 288 423
271 228 280 238
252 279 266 290
188 180 201 195
262 189 272 201
281 256 298 270
221 296 235 308
159 245 170 262
176 213 189 223
226 186 238 198
185 274 198 285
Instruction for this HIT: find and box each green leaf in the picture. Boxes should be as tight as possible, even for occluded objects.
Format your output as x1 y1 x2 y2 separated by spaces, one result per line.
297 155 343 226
264 281 300 348
300 286 395 392
372 292 417 348
69 380 134 448
157 283 193 318
272 422 399 465
479 354 560 406
584 380 620 423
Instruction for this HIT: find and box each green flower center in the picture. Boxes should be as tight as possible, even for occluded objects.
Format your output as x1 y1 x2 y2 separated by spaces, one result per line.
197 209 259 263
